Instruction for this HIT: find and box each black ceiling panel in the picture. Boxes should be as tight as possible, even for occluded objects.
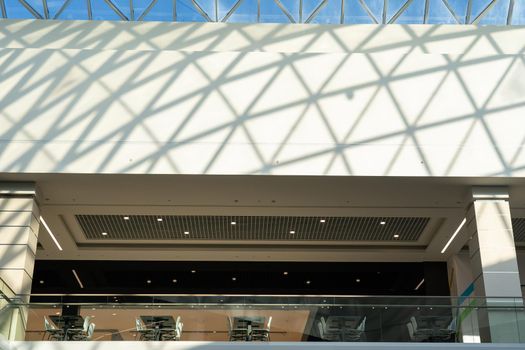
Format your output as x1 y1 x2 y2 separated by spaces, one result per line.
76 215 430 241
31 260 445 296
513 218 525 242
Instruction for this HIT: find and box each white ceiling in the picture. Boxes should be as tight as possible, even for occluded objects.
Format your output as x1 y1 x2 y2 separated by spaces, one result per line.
1 173 525 262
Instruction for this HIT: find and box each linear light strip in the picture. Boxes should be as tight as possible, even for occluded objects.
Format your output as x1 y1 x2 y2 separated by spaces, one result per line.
414 278 425 291
39 216 63 251
441 218 467 254
72 269 84 289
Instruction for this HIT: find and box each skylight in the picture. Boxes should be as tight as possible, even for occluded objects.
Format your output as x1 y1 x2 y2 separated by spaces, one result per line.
1 0 523 25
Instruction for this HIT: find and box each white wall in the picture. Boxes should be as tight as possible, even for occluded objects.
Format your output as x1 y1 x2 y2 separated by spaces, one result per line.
1 20 525 176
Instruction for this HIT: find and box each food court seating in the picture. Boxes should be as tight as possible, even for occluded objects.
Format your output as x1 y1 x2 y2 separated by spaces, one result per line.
71 322 96 341
227 316 249 341
406 316 454 342
135 317 157 341
43 316 64 341
251 316 272 341
317 316 366 341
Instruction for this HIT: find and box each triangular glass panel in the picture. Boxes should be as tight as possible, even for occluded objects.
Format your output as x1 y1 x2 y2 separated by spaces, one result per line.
91 0 125 20
445 0 468 22
387 0 425 24
303 0 342 24
133 0 152 19
427 0 461 24
512 0 525 25
260 0 298 23
177 0 209 22
23 0 45 16
469 0 496 23
111 0 131 19
5 0 42 19
280 0 300 22
219 0 258 23
362 0 384 22
193 0 216 21
476 0 510 25
47 0 67 19
54 0 88 20
344 0 376 24
135 0 173 21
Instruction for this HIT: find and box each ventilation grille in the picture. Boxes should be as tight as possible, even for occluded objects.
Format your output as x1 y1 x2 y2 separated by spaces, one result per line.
513 218 525 242
76 215 429 241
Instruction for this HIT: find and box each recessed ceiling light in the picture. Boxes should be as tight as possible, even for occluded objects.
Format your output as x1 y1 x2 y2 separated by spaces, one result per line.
290 230 295 234
380 221 386 225
283 271 288 275
356 278 361 283
123 216 130 220
232 277 237 281
231 221 236 225
146 280 151 284
39 280 44 284
101 232 108 236
184 231 190 235
393 234 400 238
191 270 196 273
157 218 163 222
172 279 177 283
306 280 311 285
320 219 326 223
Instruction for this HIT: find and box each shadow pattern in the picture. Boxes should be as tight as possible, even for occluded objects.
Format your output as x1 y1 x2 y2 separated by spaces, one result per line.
0 20 525 176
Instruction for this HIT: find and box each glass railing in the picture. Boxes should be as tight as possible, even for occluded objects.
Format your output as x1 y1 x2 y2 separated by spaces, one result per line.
1 295 524 343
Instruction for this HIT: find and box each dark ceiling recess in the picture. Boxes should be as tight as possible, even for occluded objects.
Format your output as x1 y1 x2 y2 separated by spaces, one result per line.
76 215 430 241
31 260 448 296
513 218 525 242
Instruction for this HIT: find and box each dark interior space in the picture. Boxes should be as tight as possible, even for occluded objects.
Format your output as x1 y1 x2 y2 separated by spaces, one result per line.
31 260 449 296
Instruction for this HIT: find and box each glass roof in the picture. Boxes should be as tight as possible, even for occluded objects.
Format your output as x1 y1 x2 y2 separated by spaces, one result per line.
0 0 523 25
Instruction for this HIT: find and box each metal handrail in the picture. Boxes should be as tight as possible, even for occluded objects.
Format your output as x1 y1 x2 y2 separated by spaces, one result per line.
21 293 525 299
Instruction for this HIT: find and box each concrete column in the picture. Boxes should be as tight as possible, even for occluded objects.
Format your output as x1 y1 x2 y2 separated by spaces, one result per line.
467 186 524 343
0 182 39 340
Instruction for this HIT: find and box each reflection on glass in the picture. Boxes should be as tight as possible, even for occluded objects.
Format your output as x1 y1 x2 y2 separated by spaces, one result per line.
0 295 518 342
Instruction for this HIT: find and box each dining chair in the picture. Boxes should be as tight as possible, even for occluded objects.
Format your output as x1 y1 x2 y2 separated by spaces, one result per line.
135 317 157 341
252 316 272 341
43 316 64 341
227 316 247 341
66 316 91 341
